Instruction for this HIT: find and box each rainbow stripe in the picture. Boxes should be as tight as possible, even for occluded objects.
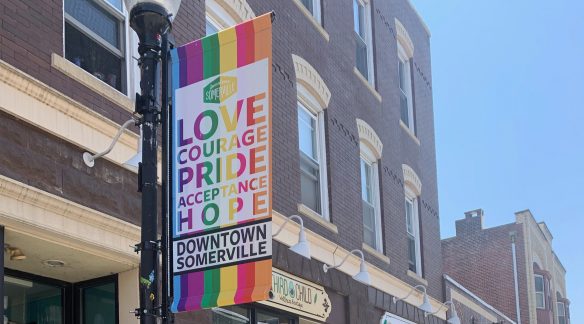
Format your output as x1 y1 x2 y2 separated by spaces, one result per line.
170 13 273 313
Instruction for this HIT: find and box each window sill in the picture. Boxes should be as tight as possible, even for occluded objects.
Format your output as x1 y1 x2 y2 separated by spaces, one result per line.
51 53 134 113
362 243 390 264
407 269 428 286
399 120 420 146
291 0 330 42
297 203 338 234
353 67 382 103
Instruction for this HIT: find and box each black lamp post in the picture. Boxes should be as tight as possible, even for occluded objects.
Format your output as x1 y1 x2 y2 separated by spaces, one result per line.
123 0 181 323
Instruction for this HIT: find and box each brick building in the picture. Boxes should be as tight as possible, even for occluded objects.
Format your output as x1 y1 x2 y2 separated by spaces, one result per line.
442 209 570 324
0 0 445 323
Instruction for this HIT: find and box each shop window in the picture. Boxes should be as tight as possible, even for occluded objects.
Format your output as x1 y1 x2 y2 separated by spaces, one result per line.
76 277 117 324
4 275 64 324
212 306 297 324
64 0 127 93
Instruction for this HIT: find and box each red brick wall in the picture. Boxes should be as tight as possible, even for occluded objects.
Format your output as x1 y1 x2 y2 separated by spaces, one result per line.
442 217 529 323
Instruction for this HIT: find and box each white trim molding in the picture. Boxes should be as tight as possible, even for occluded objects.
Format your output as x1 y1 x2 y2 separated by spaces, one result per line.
0 175 140 267
207 0 255 26
395 18 414 58
292 54 331 109
402 164 422 196
356 119 383 159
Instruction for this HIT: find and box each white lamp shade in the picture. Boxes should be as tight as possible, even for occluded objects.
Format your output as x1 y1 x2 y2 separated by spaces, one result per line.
352 261 371 286
124 151 141 172
419 292 433 314
289 228 311 259
447 315 461 324
124 0 182 18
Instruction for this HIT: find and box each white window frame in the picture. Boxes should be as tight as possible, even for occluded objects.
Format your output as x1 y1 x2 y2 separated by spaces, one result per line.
534 274 546 309
300 0 322 24
360 145 382 252
297 85 329 221
63 0 133 95
405 187 421 276
557 302 566 324
353 0 374 85
398 44 414 133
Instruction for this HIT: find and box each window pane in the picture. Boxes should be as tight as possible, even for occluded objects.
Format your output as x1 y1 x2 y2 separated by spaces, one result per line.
212 306 249 324
65 23 124 93
256 308 296 324
82 282 116 324
363 200 376 248
355 34 368 79
536 293 545 308
405 199 414 235
298 107 318 160
408 236 417 271
105 0 123 11
353 0 360 34
400 91 409 126
5 276 63 324
65 0 120 49
360 159 372 203
300 153 321 213
535 276 544 292
301 0 314 15
557 302 565 316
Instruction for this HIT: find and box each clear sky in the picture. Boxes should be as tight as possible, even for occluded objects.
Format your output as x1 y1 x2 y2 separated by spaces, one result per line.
410 0 584 322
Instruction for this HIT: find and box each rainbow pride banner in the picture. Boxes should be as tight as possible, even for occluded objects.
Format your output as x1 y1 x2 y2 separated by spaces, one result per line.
170 13 273 312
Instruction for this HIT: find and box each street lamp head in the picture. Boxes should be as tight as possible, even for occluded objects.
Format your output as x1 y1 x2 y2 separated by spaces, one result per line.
124 0 182 37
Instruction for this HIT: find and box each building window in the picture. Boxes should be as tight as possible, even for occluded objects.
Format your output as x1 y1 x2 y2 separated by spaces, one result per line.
557 302 566 324
76 276 117 324
398 49 414 132
298 102 327 217
353 0 374 84
405 193 420 273
395 18 415 134
206 16 220 35
402 164 422 275
535 274 545 309
360 153 382 251
206 0 249 34
299 0 322 24
64 0 127 93
4 274 64 323
356 119 383 252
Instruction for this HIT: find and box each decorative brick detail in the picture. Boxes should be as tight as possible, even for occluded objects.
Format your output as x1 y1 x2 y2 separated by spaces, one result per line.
356 118 383 158
292 54 331 108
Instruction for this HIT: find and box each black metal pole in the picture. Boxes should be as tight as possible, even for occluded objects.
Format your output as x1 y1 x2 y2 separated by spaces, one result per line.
160 32 171 324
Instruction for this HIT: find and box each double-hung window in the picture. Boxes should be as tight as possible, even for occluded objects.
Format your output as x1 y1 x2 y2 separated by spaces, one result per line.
535 274 546 309
353 0 374 84
298 102 327 217
557 302 566 324
300 0 322 24
64 0 127 93
360 154 381 251
405 193 421 274
398 49 414 132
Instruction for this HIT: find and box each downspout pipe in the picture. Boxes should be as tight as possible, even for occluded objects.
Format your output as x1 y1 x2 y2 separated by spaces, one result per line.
511 232 522 324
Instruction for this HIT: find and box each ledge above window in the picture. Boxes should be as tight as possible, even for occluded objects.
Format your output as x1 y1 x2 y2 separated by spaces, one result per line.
297 203 338 234
407 269 428 286
51 53 133 113
400 119 420 146
353 67 382 103
362 243 390 264
291 0 329 42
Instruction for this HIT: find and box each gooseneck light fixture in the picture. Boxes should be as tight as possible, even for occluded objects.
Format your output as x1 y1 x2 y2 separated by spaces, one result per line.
82 118 137 168
392 284 433 315
122 0 181 324
323 249 371 286
272 215 311 259
428 300 460 324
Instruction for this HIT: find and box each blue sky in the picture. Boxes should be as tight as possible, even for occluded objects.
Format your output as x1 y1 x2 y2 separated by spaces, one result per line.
410 0 584 321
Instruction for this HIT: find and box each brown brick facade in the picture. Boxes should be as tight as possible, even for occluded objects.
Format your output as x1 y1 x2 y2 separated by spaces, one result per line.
1 0 443 323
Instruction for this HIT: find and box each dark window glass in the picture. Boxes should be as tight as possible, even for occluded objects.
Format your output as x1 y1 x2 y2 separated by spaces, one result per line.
301 0 314 14
64 0 120 48
212 306 250 324
81 282 116 324
4 275 63 324
65 22 123 92
256 309 296 324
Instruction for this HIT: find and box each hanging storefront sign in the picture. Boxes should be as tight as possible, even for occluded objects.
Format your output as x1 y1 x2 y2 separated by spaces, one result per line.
259 268 332 322
170 13 273 312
